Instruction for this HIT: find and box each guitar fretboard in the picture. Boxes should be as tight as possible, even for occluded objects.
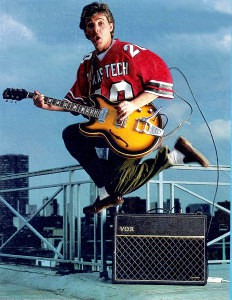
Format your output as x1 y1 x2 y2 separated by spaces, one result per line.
28 92 101 118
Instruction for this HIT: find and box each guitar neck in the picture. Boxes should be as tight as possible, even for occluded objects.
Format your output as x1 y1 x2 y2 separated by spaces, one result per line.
27 92 101 119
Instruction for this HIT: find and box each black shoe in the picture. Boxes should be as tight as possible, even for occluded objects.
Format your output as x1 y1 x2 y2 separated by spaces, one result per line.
83 195 124 215
174 136 209 167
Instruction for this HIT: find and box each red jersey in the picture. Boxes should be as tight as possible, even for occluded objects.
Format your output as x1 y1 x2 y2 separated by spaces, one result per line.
65 39 174 103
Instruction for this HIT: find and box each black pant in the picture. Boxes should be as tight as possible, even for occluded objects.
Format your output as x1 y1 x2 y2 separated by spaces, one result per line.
62 123 172 196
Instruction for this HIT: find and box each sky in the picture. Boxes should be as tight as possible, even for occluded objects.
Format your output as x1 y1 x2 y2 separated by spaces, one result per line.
0 0 231 176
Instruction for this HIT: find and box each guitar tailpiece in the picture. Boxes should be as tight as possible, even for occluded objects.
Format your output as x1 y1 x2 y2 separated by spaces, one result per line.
135 119 164 137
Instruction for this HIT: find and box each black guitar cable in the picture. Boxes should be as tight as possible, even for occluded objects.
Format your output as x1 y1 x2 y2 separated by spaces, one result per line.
169 66 220 237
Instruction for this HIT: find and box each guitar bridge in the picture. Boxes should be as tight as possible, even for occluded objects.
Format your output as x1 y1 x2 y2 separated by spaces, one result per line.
115 117 128 128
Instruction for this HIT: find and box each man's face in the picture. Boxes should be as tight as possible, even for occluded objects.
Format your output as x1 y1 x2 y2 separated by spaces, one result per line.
85 13 114 53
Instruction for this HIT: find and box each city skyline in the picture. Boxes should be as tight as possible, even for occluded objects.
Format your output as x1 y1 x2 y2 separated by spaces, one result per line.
0 154 29 230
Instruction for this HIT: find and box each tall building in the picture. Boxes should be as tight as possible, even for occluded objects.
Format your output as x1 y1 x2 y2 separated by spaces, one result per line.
0 154 29 231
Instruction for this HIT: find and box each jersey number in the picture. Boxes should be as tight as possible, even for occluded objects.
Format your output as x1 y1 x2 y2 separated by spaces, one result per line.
95 81 133 102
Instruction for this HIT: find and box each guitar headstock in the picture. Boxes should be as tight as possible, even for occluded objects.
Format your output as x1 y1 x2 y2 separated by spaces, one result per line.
2 88 30 101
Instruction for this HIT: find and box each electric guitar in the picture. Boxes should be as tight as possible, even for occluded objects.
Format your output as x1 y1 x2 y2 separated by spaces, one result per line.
2 88 164 158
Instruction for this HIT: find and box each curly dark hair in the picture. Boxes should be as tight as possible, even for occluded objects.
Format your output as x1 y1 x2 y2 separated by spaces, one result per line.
79 2 115 37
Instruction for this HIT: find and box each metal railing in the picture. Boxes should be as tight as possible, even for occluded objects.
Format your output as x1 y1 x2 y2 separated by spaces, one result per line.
0 163 230 273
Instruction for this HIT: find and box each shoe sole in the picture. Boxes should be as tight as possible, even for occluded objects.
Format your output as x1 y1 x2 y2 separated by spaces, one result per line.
84 196 124 214
176 136 209 167
96 196 124 213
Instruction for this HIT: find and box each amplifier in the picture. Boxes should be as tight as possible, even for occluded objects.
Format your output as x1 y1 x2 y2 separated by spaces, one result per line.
113 214 208 285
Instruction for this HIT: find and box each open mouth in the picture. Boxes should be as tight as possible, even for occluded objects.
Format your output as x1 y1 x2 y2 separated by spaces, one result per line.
93 36 101 42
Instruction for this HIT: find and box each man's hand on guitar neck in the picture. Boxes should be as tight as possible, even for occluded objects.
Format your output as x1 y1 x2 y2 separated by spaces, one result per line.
33 90 64 111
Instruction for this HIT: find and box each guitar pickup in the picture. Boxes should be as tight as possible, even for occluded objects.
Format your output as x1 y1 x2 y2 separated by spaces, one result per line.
98 107 108 123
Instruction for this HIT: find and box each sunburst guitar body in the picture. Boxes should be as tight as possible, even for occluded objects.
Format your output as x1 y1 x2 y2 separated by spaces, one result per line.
79 95 163 158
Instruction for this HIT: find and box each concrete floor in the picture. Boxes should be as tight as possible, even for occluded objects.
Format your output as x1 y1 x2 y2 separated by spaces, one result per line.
0 263 230 300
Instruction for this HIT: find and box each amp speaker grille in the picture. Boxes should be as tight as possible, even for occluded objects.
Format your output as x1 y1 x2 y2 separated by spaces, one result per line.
113 214 207 285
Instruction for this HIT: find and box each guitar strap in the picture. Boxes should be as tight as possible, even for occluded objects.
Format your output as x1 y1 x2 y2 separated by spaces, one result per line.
87 50 97 96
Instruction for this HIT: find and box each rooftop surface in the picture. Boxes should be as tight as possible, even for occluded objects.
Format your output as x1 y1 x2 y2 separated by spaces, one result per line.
0 263 230 299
